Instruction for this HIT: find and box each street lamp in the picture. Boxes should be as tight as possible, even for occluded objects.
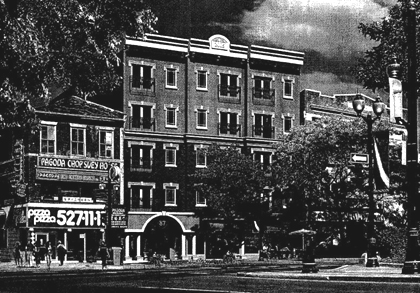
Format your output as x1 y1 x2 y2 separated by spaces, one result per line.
388 2 419 275
352 94 385 267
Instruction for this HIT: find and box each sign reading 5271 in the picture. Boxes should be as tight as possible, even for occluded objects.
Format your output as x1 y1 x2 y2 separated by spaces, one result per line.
28 208 105 228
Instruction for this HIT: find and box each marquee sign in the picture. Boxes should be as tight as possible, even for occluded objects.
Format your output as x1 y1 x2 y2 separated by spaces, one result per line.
38 156 119 171
27 208 105 228
36 170 108 183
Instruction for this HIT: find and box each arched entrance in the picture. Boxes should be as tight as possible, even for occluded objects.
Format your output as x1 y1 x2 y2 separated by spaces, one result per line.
143 216 182 259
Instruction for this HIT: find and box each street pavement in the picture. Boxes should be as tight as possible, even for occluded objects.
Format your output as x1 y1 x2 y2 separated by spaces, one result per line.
0 258 419 283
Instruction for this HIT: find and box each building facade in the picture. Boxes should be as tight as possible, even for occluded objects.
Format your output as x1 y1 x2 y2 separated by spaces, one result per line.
0 93 125 262
122 34 304 260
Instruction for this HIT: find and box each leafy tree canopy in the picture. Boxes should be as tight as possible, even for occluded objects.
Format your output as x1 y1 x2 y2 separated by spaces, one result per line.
191 144 269 249
355 0 417 92
0 0 156 134
273 116 375 225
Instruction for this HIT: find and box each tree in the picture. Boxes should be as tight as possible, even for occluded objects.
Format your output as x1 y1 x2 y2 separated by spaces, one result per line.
191 144 269 254
272 116 392 255
0 0 157 136
354 0 417 92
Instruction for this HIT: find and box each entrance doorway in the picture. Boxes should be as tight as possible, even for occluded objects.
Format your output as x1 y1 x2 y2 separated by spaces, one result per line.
143 216 182 259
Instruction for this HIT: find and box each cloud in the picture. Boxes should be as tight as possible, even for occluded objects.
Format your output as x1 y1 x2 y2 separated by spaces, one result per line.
241 0 396 57
301 71 388 98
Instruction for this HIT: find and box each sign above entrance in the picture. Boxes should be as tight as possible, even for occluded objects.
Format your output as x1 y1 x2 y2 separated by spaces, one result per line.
38 156 120 172
27 208 105 228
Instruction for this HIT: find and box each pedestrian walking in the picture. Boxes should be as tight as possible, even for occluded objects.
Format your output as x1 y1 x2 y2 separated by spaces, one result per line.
26 241 34 267
34 241 41 268
56 241 67 266
98 241 109 270
45 241 53 270
19 242 26 267
14 242 22 267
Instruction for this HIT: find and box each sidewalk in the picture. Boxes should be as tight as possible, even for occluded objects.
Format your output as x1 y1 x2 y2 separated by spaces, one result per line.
238 264 420 283
1 259 419 283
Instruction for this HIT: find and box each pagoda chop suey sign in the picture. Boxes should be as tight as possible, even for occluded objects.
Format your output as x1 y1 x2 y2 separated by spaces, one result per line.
38 157 111 171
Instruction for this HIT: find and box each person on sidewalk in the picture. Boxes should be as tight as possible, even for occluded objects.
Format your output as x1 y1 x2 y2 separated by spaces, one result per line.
98 241 110 270
14 242 22 267
56 241 67 266
19 242 26 267
26 241 34 268
45 241 53 271
34 241 41 268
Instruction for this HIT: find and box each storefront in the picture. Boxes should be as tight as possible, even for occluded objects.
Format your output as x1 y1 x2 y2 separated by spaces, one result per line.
14 202 106 262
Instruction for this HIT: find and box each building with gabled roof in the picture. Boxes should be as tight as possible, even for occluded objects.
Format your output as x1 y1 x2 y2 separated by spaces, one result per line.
0 91 125 262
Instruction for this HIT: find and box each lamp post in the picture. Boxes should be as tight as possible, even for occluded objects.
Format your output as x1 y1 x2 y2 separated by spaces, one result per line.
389 1 419 275
352 94 385 267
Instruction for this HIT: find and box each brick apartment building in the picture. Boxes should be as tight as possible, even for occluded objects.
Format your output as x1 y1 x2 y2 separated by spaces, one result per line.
121 34 304 261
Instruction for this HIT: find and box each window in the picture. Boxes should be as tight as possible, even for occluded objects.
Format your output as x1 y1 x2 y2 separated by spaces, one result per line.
165 147 176 167
40 124 56 154
197 70 208 90
165 106 178 128
196 191 206 206
196 148 207 168
164 183 178 206
282 77 294 98
219 73 239 97
219 111 240 135
284 116 292 133
129 183 155 210
71 126 85 156
197 109 207 129
254 151 271 169
131 63 154 91
131 145 153 170
254 114 273 138
165 67 178 89
99 130 113 158
254 76 274 99
131 104 155 130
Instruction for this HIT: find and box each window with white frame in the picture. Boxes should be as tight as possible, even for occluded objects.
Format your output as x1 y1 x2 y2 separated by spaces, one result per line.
254 76 274 99
282 77 294 98
219 72 240 98
284 116 293 133
131 103 155 130
254 150 272 170
195 146 207 168
165 66 179 89
165 105 178 128
99 129 113 158
70 125 86 156
164 144 178 167
164 183 178 206
196 191 206 206
129 183 154 210
196 109 208 129
196 70 208 90
219 111 240 135
130 142 155 170
40 122 57 154
131 63 155 91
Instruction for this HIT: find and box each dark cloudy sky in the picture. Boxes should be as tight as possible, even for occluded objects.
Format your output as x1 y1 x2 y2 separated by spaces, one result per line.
150 0 398 97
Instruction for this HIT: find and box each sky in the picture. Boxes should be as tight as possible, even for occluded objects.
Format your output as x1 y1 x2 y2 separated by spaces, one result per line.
151 0 400 98
239 0 398 96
